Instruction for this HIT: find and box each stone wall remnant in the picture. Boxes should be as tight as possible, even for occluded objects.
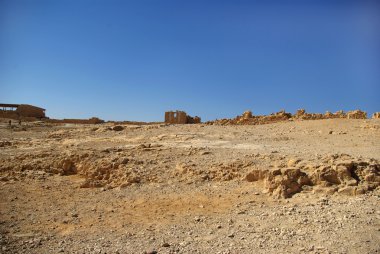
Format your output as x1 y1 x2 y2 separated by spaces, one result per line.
164 110 201 124
242 110 253 119
347 110 367 119
207 109 372 125
16 104 46 118
47 117 105 124
0 103 46 119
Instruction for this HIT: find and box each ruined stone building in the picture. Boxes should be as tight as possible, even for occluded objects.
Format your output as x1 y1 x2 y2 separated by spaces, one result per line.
346 110 367 119
165 110 201 124
0 103 46 119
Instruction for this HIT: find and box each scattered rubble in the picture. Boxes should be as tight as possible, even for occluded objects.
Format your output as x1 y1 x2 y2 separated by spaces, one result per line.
208 109 369 125
1 117 379 253
246 155 379 198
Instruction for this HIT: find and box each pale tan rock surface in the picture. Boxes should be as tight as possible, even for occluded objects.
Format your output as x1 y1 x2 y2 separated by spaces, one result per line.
373 112 380 119
0 118 379 253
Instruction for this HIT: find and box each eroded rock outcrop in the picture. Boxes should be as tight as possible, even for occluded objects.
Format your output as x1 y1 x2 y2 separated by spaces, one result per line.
246 167 311 198
246 156 379 198
1 144 378 198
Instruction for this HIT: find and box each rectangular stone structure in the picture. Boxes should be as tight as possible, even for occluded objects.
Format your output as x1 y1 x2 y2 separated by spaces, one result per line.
164 110 201 124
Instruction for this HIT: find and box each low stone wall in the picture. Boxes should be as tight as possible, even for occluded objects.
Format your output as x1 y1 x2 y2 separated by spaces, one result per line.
0 111 45 122
16 105 45 118
207 109 370 125
47 117 104 124
0 111 19 120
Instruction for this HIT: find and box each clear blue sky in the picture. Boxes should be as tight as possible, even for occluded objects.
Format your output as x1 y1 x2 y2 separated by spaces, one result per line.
1 0 379 121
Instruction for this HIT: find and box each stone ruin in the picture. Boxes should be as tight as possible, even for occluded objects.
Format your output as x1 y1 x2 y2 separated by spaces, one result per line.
0 103 108 124
242 110 253 119
165 110 201 124
372 112 380 119
47 117 104 124
295 109 368 120
0 103 46 120
294 109 348 120
293 109 368 120
218 110 293 125
207 109 371 125
347 110 367 119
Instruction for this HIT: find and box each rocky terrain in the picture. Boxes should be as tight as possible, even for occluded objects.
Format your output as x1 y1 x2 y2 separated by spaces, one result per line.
0 118 379 253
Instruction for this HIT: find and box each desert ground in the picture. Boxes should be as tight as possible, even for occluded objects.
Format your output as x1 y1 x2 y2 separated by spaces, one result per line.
0 118 379 253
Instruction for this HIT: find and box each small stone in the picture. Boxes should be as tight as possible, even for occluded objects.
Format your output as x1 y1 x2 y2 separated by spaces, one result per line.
162 242 170 247
120 158 129 164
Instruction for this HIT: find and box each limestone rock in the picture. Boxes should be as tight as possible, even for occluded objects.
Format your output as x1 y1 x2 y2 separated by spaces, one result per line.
242 111 253 119
346 110 367 119
56 159 77 175
372 112 380 119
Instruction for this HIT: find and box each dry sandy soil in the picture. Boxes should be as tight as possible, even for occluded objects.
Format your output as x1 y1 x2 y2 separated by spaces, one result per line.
0 118 380 254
